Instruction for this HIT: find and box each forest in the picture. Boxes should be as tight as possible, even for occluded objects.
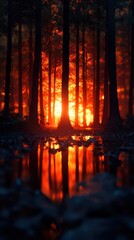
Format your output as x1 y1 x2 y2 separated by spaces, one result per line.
0 0 134 240
0 0 133 131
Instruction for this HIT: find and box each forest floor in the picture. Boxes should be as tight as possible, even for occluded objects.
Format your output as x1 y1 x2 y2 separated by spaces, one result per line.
0 117 134 240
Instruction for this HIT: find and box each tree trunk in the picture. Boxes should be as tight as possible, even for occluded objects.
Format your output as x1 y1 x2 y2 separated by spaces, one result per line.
82 22 87 127
58 0 73 131
94 3 100 127
29 0 41 127
102 24 109 127
92 28 96 125
53 56 57 126
106 0 122 130
4 0 12 116
128 0 134 116
28 20 33 108
75 23 79 127
10 70 14 112
18 21 23 116
48 44 52 125
40 56 45 127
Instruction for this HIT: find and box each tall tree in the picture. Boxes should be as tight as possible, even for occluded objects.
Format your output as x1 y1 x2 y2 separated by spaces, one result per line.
106 0 122 130
29 0 41 127
53 54 57 126
28 18 33 108
102 16 109 127
58 0 73 131
94 1 100 127
82 22 87 127
48 0 52 125
18 4 23 116
4 0 12 116
75 22 80 127
48 41 52 125
128 0 134 116
39 56 45 126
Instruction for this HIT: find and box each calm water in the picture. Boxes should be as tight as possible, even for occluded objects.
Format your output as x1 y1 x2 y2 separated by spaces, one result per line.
9 135 134 201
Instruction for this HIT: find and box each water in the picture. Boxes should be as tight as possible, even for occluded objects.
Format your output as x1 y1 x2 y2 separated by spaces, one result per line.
8 135 133 201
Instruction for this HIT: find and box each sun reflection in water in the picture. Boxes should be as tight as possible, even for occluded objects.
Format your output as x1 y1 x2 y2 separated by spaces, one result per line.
40 139 96 200
12 136 131 202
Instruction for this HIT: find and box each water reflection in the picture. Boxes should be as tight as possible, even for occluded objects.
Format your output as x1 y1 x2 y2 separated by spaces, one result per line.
11 136 133 201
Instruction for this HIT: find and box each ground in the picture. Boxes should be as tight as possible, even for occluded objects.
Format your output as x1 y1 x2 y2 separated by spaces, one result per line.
0 117 134 239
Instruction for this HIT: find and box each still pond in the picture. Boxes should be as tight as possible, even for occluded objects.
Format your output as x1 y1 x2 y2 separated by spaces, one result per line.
7 134 133 201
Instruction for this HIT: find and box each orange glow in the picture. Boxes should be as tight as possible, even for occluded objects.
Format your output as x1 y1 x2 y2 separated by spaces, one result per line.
40 143 96 199
49 95 93 127
54 100 62 125
0 12 129 127
0 48 96 126
41 148 63 201
0 42 127 126
9 137 131 201
86 109 93 126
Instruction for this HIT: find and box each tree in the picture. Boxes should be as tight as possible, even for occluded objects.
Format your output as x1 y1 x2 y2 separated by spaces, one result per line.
28 15 34 108
106 0 122 130
102 11 109 127
75 20 80 127
82 20 87 127
39 55 45 126
48 41 52 125
4 0 12 116
29 0 41 127
128 0 134 116
18 2 23 116
0 0 7 109
48 0 52 125
94 1 100 127
57 0 73 131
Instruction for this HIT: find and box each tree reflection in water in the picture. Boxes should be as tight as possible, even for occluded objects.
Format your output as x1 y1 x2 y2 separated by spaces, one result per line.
62 148 69 198
29 144 40 189
14 136 132 201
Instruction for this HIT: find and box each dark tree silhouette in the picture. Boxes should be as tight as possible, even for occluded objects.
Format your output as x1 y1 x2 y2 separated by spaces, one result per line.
48 42 52 125
94 1 100 127
18 6 23 116
102 17 109 127
106 0 122 130
29 0 41 127
75 22 80 127
58 0 73 131
28 18 33 107
53 55 57 126
4 0 12 116
128 0 134 116
39 57 45 126
82 21 87 127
